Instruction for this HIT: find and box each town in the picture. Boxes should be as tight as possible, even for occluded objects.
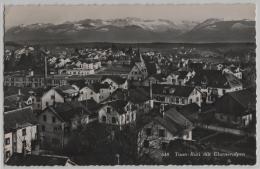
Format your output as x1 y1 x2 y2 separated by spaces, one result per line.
3 42 256 165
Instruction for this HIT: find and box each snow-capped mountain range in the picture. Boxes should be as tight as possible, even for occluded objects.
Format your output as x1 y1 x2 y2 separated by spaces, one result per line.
5 18 255 43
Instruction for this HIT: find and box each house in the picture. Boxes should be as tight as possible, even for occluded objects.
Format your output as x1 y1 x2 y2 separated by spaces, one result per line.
98 100 136 127
4 107 39 162
222 66 243 79
84 75 103 85
54 85 79 102
38 87 65 110
144 84 202 107
78 83 112 103
213 89 255 127
6 153 77 166
142 74 164 86
186 70 243 103
4 89 34 111
137 106 193 161
38 102 93 150
101 75 128 90
166 70 195 86
103 87 154 115
128 59 148 81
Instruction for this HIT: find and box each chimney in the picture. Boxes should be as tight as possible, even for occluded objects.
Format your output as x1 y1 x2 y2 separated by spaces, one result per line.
160 104 165 118
18 102 22 108
44 56 48 79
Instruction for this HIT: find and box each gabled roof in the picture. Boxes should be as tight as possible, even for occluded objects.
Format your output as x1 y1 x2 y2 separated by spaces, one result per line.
128 87 150 103
6 153 76 166
152 107 193 136
102 88 128 103
87 82 110 93
178 71 189 79
148 74 164 81
186 70 242 88
214 89 256 116
54 85 78 97
47 102 90 122
102 75 127 85
4 107 38 133
105 100 129 115
80 99 102 112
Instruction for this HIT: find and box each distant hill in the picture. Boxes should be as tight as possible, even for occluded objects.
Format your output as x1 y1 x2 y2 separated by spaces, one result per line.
5 18 255 44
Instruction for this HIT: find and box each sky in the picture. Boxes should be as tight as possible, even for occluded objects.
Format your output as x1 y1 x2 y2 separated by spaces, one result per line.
5 4 255 29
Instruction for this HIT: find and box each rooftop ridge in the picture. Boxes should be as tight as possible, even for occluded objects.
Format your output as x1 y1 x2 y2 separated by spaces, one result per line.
4 106 32 114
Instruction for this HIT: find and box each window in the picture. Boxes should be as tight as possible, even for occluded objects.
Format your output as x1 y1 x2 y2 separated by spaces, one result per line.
161 142 168 151
131 113 134 121
112 117 116 124
102 116 106 122
52 116 56 123
189 99 192 104
22 128 26 136
223 89 226 94
143 140 149 148
6 151 10 159
22 140 26 148
42 125 45 132
107 107 111 114
196 97 199 102
176 98 179 104
146 128 152 136
159 129 165 137
181 98 185 104
46 102 49 107
43 115 47 122
32 98 35 102
5 138 10 145
126 114 129 121
51 95 55 100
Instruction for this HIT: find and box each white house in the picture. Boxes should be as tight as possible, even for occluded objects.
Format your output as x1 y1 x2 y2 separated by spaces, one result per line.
4 107 38 162
149 84 202 107
98 100 136 127
78 83 112 103
101 76 128 91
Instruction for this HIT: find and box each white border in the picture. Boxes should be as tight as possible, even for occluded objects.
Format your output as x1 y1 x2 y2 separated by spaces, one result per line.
0 0 259 169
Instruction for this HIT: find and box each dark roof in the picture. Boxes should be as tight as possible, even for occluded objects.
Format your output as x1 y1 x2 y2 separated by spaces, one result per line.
187 70 242 88
142 84 195 97
47 102 90 122
149 74 163 81
103 88 128 103
178 103 200 122
106 100 129 115
80 99 102 112
54 85 78 97
128 87 150 103
87 82 110 93
164 108 193 130
152 108 193 136
68 79 86 89
102 75 127 85
6 153 75 166
178 71 189 79
214 89 256 116
4 107 38 133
